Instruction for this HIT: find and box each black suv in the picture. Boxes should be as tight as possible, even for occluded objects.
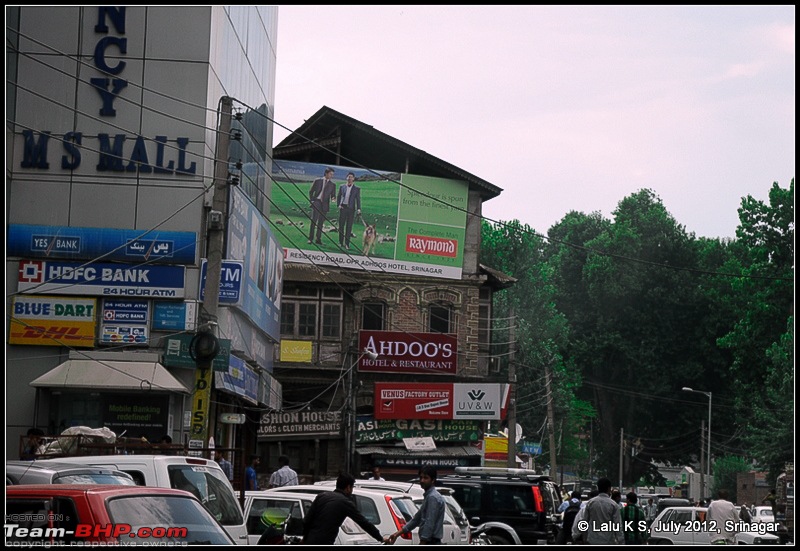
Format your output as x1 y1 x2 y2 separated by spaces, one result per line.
436 467 561 545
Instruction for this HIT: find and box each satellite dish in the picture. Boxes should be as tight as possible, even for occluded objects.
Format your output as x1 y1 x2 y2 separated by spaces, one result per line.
515 424 523 443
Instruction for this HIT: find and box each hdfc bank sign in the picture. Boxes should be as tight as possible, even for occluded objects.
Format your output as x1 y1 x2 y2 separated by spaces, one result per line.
359 330 457 375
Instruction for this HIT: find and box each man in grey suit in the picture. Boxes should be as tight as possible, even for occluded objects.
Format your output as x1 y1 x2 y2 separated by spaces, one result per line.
307 167 336 245
337 172 361 249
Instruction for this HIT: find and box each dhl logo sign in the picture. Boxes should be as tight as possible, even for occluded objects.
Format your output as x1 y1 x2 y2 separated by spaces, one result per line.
9 320 95 347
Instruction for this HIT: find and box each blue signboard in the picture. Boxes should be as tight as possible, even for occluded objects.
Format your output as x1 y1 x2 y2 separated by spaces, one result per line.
215 354 258 405
152 301 197 331
8 224 196 264
199 260 243 304
520 441 543 455
17 260 185 298
101 299 149 344
226 187 282 341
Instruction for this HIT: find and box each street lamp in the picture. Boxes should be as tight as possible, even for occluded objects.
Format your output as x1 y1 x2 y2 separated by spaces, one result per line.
682 386 712 500
345 349 379 474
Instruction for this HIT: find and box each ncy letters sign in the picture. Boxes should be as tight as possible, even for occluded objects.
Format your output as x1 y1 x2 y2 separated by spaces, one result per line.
20 7 197 176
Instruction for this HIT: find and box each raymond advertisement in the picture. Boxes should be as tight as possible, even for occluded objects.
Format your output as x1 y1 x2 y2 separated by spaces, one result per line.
226 186 282 341
271 160 468 280
374 383 510 420
9 295 97 347
359 330 457 375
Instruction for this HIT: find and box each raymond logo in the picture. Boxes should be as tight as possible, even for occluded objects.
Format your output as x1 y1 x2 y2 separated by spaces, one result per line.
405 235 457 258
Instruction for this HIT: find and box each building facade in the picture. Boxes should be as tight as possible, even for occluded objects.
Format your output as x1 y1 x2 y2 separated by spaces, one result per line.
260 107 513 480
6 6 281 471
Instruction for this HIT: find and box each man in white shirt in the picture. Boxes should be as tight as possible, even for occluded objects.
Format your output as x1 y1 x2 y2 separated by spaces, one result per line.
706 489 739 544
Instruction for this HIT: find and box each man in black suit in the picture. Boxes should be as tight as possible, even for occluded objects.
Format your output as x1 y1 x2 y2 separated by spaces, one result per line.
307 167 336 245
337 172 361 249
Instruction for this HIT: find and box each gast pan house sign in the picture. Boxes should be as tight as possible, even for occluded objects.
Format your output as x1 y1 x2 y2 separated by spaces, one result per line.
359 330 457 375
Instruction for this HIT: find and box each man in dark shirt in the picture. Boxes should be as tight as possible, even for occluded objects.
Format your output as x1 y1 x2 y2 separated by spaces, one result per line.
303 473 389 545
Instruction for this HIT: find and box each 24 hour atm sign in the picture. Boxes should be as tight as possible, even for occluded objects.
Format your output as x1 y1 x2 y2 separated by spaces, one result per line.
374 383 510 420
17 260 185 297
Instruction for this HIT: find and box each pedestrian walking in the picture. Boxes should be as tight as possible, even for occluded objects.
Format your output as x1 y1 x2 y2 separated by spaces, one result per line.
621 491 648 544
572 490 599 544
706 489 739 544
303 473 389 545
388 465 446 544
268 454 299 488
556 491 583 544
214 450 233 481
576 477 624 544
245 454 260 491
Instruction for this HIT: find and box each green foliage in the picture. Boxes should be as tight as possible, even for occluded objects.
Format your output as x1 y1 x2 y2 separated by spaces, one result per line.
483 179 793 487
712 455 752 503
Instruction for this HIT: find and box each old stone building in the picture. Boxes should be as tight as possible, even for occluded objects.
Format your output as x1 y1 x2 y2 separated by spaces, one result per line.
258 107 514 480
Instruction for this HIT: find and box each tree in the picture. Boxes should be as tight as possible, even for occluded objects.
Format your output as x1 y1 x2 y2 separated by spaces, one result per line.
718 180 794 480
480 219 591 472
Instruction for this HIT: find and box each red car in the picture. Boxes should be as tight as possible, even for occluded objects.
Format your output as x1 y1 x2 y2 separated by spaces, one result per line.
6 484 235 545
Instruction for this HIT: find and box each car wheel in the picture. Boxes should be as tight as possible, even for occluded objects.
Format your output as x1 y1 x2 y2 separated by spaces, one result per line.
487 532 512 545
657 539 673 545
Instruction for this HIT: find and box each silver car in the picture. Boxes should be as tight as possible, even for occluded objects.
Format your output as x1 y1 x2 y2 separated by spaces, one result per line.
6 460 136 486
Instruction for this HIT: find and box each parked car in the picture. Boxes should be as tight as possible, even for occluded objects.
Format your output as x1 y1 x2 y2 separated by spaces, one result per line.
6 460 136 486
648 506 781 545
315 479 471 544
45 454 247 544
435 466 562 545
266 484 421 544
5 484 235 545
656 497 693 514
752 505 776 523
243 490 379 545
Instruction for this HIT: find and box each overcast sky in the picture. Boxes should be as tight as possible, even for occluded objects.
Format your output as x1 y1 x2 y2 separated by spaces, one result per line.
272 5 795 239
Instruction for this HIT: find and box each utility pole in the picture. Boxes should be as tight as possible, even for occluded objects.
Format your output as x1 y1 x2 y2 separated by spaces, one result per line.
545 361 557 477
507 308 516 468
191 96 232 451
619 427 624 491
700 419 705 502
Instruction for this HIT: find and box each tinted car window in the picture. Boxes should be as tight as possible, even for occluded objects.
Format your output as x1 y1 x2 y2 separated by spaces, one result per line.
390 497 419 522
167 465 243 526
492 484 534 515
53 473 135 485
354 494 381 524
6 498 80 544
107 495 233 545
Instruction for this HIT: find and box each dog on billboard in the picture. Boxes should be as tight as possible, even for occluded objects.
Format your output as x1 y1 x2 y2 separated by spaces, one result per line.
362 223 377 257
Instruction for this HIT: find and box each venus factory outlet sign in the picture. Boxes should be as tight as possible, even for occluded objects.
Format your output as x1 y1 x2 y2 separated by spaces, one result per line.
374 383 510 420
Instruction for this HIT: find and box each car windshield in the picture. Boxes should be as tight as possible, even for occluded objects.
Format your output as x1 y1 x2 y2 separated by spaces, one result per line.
107 494 234 545
442 495 469 527
167 465 243 526
54 473 136 485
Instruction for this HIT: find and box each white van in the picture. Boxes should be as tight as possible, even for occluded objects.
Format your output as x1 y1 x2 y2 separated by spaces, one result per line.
49 455 247 544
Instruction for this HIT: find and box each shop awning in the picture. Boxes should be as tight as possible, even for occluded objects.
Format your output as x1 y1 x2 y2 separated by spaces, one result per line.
30 359 190 394
355 445 482 458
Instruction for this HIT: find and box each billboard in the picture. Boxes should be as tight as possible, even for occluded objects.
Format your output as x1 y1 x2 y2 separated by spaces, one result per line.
9 295 97 347
374 383 510 420
359 330 457 375
271 160 468 279
17 260 185 298
227 186 282 341
7 224 196 265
